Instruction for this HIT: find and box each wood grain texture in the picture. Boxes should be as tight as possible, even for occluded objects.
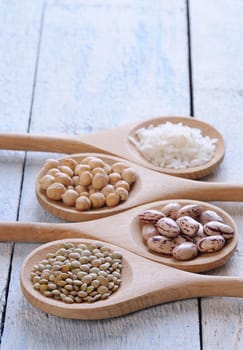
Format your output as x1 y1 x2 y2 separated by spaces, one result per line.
0 0 203 348
0 0 44 344
190 0 243 348
29 0 190 135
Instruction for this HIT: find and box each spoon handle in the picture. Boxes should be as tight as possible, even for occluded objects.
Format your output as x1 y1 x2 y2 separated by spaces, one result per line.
0 133 104 154
140 267 243 307
185 274 243 298
0 222 81 242
168 178 243 202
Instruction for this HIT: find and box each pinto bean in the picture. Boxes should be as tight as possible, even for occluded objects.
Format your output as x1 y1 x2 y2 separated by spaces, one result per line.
197 235 225 253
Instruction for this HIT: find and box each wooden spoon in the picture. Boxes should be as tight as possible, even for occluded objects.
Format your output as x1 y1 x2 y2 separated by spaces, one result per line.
21 238 243 320
36 153 243 222
0 200 238 273
0 116 225 179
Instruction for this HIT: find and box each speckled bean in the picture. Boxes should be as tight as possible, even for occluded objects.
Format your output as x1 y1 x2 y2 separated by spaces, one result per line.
139 209 165 224
173 235 188 245
141 223 159 241
193 223 207 243
176 216 199 237
200 210 224 225
155 217 180 238
197 235 225 253
172 242 198 261
147 235 176 255
161 202 182 220
204 221 234 240
176 204 203 219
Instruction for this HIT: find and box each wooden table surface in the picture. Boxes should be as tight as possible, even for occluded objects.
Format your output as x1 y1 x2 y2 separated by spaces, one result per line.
1 0 243 349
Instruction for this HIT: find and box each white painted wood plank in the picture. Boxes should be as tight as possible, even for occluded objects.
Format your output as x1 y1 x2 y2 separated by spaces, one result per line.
2 0 201 349
0 0 45 345
190 1 243 349
30 0 190 135
190 0 243 183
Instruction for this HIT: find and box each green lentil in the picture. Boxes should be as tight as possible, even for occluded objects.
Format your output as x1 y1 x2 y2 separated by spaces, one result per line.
77 271 87 279
89 272 98 280
56 280 67 287
33 282 40 290
65 278 73 284
81 275 92 284
37 263 45 271
82 249 91 257
32 276 41 283
78 243 88 250
86 285 95 294
75 297 82 303
93 294 102 301
52 289 61 296
91 280 100 288
101 293 111 300
56 255 66 262
61 288 69 296
48 282 57 290
81 283 88 291
98 271 107 277
39 284 48 292
68 252 80 259
64 296 74 304
56 248 67 255
40 259 49 265
39 278 48 284
46 252 55 258
80 264 90 272
91 259 102 267
73 279 82 286
89 267 99 274
97 285 109 294
71 260 81 268
113 271 121 279
72 268 81 275
30 242 123 304
70 291 78 296
78 291 88 298
79 256 89 264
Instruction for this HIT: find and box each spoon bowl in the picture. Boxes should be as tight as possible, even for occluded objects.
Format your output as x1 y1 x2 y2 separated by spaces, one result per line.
21 238 243 320
0 199 238 273
36 153 243 222
127 116 225 179
0 116 225 179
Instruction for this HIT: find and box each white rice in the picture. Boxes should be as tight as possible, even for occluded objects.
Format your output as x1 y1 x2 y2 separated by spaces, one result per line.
129 122 217 169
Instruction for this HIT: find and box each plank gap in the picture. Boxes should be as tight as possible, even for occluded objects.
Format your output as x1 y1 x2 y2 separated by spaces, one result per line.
0 1 46 344
186 0 194 117
27 0 47 133
198 298 203 350
0 243 15 344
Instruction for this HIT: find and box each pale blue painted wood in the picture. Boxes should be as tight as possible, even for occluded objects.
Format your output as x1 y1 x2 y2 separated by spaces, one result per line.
190 1 243 349
0 0 44 340
0 0 202 349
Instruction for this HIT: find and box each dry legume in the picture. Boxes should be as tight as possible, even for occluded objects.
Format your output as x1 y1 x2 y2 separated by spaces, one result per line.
139 202 235 261
39 156 137 211
30 242 123 304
